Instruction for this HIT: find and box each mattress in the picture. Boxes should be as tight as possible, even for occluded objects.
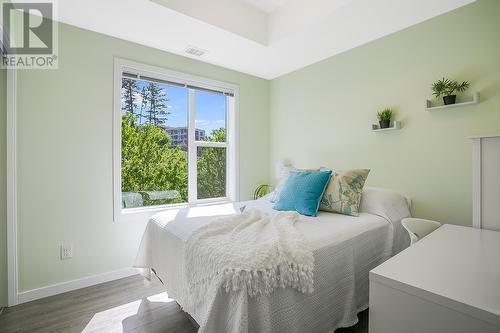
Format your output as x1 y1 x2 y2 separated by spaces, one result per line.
134 188 411 333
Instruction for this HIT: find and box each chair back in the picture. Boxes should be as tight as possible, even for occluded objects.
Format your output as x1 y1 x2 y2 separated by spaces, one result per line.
402 218 441 245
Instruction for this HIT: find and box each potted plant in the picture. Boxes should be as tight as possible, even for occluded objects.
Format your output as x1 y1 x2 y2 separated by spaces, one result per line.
377 108 393 129
253 184 271 200
431 78 470 105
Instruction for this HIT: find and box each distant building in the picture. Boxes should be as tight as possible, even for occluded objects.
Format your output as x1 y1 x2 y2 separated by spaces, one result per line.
165 127 206 149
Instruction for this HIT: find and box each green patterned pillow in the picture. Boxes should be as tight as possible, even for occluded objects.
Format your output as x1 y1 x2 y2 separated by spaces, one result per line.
319 169 370 216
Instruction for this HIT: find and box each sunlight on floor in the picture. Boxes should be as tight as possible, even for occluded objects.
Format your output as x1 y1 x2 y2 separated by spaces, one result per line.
147 291 174 303
81 292 174 333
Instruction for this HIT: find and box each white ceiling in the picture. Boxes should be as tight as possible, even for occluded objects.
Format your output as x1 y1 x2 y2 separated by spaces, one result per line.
241 0 290 13
56 0 476 79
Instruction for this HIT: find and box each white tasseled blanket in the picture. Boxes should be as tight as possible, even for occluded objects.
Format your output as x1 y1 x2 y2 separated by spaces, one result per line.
184 208 314 307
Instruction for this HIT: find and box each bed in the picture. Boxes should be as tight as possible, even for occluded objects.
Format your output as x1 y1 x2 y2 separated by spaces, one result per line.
134 187 411 333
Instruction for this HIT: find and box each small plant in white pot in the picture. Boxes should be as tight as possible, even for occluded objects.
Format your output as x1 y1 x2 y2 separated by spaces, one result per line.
431 78 470 105
377 108 393 129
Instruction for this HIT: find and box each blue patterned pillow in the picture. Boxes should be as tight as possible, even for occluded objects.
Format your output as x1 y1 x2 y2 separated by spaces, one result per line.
273 170 332 217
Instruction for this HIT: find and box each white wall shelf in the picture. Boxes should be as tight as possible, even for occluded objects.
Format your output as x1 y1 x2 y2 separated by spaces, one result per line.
425 92 479 111
372 121 401 132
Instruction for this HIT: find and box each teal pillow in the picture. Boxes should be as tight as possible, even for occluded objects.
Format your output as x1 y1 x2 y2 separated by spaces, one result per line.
273 170 332 217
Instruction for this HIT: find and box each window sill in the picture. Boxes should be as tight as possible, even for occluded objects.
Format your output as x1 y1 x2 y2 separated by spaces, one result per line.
116 198 232 222
121 203 189 215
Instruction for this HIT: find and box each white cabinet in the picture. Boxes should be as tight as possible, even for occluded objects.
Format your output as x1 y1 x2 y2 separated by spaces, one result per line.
369 225 500 333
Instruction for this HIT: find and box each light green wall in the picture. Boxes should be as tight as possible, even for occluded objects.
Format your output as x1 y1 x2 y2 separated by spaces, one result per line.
16 23 269 292
0 69 6 306
6 0 499 297
270 0 500 226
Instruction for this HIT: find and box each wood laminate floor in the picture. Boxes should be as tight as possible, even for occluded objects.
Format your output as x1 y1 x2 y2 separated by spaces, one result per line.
0 275 368 333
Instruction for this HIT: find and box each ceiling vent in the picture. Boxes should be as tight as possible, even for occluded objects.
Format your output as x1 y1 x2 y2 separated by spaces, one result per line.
184 46 207 57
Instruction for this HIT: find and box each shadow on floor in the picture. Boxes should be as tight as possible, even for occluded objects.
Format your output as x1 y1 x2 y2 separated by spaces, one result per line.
121 296 199 333
335 309 368 333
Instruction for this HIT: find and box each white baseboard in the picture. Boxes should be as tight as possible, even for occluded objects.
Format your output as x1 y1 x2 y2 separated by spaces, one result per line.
17 267 140 305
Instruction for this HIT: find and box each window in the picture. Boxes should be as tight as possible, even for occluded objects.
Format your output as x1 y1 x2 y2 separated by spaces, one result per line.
113 59 237 217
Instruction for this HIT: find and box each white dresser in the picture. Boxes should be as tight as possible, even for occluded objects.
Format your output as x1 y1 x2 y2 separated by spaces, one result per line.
369 225 500 333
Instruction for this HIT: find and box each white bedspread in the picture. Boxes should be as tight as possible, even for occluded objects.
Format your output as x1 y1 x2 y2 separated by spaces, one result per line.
186 208 314 304
134 188 410 333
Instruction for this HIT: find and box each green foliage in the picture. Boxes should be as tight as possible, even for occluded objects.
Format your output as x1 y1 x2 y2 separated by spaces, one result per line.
121 78 171 126
120 78 228 207
121 113 187 205
377 108 393 121
122 78 139 115
431 78 470 97
197 128 227 199
121 117 228 205
144 82 170 126
208 128 226 142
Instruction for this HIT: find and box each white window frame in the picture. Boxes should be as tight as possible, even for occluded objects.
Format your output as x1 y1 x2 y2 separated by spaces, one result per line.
113 58 239 221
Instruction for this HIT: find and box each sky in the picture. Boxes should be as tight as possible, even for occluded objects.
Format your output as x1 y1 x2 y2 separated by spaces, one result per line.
124 80 226 136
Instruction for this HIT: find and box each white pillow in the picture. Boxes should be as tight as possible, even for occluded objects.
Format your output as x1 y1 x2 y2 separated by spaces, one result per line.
270 165 295 202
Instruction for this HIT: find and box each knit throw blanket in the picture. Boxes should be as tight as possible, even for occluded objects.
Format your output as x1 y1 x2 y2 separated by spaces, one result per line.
185 208 314 303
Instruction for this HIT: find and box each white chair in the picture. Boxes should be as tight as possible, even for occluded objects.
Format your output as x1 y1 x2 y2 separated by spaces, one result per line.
401 218 442 245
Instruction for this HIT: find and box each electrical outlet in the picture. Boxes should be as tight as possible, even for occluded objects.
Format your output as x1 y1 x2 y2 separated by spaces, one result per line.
60 244 73 260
